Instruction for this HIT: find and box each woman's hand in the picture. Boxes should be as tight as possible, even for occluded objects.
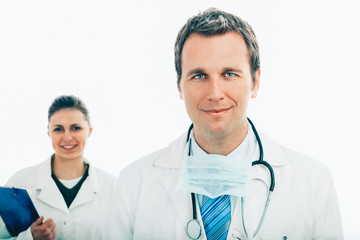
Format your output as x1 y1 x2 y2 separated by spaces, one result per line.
30 216 56 240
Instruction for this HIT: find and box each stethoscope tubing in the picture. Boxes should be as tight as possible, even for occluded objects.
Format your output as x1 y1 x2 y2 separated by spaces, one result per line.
185 118 275 239
247 118 275 192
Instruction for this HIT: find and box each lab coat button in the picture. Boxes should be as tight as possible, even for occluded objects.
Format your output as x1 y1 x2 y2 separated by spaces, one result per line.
231 233 241 239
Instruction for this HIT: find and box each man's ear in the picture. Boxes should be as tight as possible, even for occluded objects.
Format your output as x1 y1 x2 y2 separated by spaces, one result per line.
251 69 260 98
179 89 183 100
178 77 184 100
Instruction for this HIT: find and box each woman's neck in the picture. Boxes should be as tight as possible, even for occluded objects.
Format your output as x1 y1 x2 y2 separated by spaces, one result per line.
52 155 86 180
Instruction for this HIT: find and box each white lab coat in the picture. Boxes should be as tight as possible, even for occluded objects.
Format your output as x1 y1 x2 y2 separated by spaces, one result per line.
0 157 116 240
107 131 343 240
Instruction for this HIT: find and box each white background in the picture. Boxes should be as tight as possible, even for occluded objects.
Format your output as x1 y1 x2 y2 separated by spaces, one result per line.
0 0 359 238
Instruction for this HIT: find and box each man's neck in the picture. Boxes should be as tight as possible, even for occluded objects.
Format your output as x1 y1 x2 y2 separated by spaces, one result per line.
193 124 248 156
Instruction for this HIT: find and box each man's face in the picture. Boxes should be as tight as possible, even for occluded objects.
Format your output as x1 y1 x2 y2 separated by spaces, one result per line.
179 31 260 140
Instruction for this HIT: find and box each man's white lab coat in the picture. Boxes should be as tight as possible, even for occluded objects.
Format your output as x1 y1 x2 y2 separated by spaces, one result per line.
107 131 343 240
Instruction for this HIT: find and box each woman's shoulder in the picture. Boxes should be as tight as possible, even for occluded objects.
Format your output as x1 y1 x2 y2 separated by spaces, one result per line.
88 162 116 188
93 166 116 182
6 159 49 188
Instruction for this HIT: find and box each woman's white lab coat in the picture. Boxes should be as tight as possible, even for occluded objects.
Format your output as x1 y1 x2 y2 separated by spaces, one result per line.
0 157 116 240
107 131 343 240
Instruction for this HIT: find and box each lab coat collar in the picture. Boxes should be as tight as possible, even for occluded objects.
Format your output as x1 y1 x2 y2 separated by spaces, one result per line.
36 157 69 214
157 128 287 235
36 156 100 214
259 132 286 166
154 132 187 169
154 129 287 169
69 159 99 209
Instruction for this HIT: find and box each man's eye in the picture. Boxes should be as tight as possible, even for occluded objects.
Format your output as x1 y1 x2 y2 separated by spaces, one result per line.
194 74 205 80
225 72 235 77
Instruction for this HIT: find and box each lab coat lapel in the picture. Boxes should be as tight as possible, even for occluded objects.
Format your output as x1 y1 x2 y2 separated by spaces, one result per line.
36 157 70 215
70 160 99 209
162 172 192 229
228 131 288 239
156 133 193 229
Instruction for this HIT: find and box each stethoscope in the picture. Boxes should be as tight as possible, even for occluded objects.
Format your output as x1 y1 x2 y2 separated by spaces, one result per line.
185 118 275 240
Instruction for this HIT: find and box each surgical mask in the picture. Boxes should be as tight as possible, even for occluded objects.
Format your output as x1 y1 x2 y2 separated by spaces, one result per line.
176 132 255 198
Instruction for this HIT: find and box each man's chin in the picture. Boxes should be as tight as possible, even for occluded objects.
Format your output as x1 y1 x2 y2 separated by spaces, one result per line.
203 124 230 138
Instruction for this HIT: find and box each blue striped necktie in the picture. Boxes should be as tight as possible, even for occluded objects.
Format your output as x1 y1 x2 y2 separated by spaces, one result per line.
201 195 231 240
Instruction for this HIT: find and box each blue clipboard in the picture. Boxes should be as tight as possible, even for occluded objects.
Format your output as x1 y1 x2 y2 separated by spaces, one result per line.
0 187 39 237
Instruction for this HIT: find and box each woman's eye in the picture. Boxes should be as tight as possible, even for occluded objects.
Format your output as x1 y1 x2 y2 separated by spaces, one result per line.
53 127 63 132
72 126 81 131
194 74 205 80
225 72 235 77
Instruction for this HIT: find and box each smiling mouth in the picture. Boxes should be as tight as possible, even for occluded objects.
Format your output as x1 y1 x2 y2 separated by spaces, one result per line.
204 107 232 113
61 145 78 149
203 107 232 117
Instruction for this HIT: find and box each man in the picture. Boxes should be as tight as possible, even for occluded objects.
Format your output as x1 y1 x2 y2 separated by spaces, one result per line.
108 8 343 239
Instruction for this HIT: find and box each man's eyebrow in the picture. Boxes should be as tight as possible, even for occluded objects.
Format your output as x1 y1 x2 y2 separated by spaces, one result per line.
223 67 244 74
185 68 205 78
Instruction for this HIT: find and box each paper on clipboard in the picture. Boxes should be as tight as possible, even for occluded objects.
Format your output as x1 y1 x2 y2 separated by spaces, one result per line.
0 187 40 237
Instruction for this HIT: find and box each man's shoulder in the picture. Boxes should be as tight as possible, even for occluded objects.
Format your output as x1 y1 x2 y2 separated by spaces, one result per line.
261 131 330 175
122 148 164 174
120 132 187 177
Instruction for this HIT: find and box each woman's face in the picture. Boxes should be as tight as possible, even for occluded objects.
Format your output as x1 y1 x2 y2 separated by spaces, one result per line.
48 108 92 162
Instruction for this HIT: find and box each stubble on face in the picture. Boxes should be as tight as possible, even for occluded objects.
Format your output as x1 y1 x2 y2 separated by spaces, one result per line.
179 32 259 155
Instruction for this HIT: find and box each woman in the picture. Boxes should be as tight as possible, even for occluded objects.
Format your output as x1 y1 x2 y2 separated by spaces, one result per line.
0 95 116 239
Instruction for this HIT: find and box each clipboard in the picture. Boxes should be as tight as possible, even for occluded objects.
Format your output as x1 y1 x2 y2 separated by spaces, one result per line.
0 187 39 237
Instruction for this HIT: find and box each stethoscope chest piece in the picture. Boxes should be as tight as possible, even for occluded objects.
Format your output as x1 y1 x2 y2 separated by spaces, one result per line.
186 219 202 239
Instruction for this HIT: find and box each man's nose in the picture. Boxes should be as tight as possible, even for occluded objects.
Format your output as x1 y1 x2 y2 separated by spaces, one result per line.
207 77 224 101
